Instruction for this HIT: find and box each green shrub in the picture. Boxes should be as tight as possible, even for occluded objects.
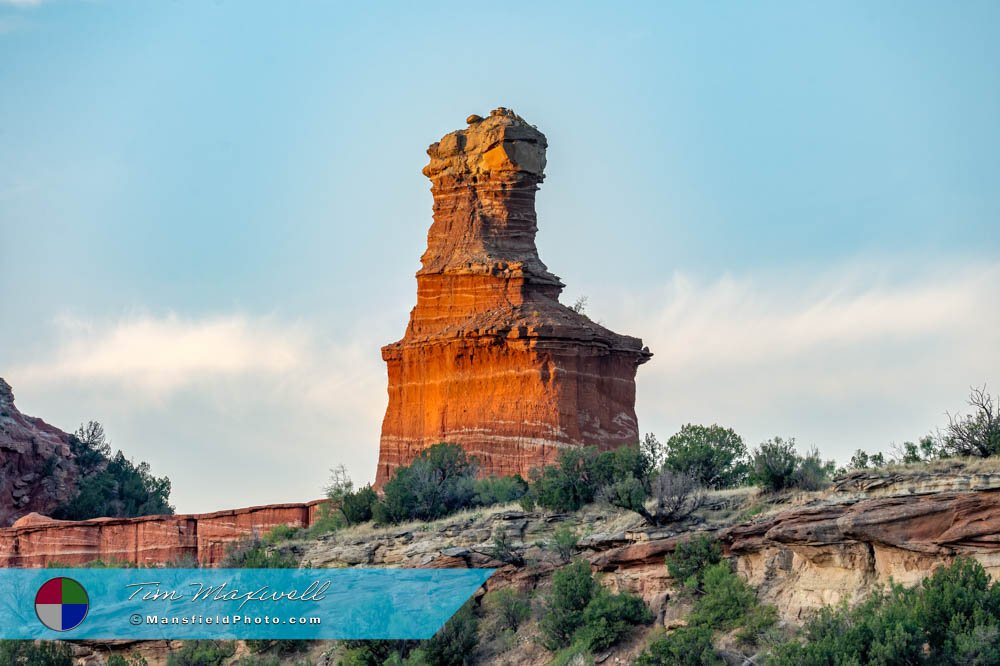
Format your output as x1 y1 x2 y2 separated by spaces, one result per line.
421 601 479 666
0 641 74 666
735 603 779 645
540 560 599 649
751 437 834 492
551 525 579 563
538 560 651 652
231 656 280 666
847 449 886 470
337 641 417 666
166 641 235 666
767 558 1000 665
487 527 524 566
373 444 478 524
341 485 378 525
635 627 723 666
487 589 531 631
689 563 759 629
750 438 799 491
53 421 173 520
263 523 303 543
578 588 653 651
666 535 722 592
473 475 528 506
221 536 297 568
663 424 749 489
792 448 836 491
245 639 309 655
528 445 651 513
528 448 602 513
323 466 377 527
107 653 148 666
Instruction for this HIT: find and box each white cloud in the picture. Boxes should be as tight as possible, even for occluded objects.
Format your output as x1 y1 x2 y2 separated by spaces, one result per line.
13 313 307 396
7 313 388 512
0 0 42 7
600 260 1000 462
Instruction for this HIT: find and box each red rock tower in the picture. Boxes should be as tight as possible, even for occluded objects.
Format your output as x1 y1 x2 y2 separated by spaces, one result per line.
375 108 652 487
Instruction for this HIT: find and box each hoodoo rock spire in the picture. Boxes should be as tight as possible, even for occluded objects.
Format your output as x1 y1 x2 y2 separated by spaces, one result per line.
375 108 652 487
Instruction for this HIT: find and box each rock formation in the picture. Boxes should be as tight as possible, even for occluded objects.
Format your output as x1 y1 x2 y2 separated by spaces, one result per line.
0 500 326 567
376 109 651 486
0 378 79 526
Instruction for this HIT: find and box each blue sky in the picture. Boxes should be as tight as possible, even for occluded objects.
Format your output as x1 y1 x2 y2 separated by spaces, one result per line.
2 1 998 512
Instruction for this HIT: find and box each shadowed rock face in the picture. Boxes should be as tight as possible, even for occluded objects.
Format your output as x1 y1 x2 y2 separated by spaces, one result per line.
375 109 652 487
0 378 79 526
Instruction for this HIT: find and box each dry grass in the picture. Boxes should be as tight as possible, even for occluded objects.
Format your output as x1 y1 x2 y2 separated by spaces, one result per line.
856 455 1000 476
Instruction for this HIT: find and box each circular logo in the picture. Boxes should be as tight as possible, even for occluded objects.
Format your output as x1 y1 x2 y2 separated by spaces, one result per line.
35 577 89 632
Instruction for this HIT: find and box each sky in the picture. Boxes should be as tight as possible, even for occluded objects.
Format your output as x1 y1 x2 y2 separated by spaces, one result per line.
1 0 998 513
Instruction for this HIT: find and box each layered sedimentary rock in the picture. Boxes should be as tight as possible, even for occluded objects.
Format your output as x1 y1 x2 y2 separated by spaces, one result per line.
592 487 1000 620
0 501 326 568
376 109 651 486
0 378 79 526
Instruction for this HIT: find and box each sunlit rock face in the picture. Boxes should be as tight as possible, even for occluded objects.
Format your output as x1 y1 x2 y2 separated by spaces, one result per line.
375 109 652 488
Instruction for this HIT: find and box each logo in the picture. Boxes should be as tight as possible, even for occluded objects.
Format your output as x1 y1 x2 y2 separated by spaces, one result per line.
35 577 89 631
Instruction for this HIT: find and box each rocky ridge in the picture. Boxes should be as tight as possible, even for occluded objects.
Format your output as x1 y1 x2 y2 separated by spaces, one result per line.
0 378 79 526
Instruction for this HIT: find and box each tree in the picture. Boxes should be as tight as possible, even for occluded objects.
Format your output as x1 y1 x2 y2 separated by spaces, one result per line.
666 534 723 593
374 443 478 524
54 450 173 520
539 560 598 649
663 424 749 489
422 601 479 666
0 641 74 666
528 445 653 513
341 485 378 525
487 588 531 631
472 475 528 506
943 385 1000 458
603 470 704 527
72 420 112 473
751 437 833 492
635 626 722 666
551 525 579 563
578 588 653 651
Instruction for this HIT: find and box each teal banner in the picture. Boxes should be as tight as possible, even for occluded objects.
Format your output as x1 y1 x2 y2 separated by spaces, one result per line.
0 568 493 640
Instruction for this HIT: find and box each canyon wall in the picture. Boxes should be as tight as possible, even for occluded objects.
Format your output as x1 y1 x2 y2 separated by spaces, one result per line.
0 501 325 568
0 378 79 526
376 109 652 487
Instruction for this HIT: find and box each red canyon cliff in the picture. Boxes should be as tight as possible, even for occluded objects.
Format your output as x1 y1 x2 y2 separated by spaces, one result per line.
0 378 78 526
376 109 652 486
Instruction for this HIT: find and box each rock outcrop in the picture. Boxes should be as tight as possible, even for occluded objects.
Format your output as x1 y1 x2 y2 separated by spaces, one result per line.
0 378 79 526
0 500 326 567
376 109 651 486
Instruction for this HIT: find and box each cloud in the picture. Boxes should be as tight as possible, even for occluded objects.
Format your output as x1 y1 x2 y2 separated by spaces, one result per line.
13 313 308 396
599 260 1000 461
0 0 42 7
6 312 389 513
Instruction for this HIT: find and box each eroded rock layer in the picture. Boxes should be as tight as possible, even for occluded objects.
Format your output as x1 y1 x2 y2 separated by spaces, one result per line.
0 501 326 568
0 378 79 526
376 109 651 486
